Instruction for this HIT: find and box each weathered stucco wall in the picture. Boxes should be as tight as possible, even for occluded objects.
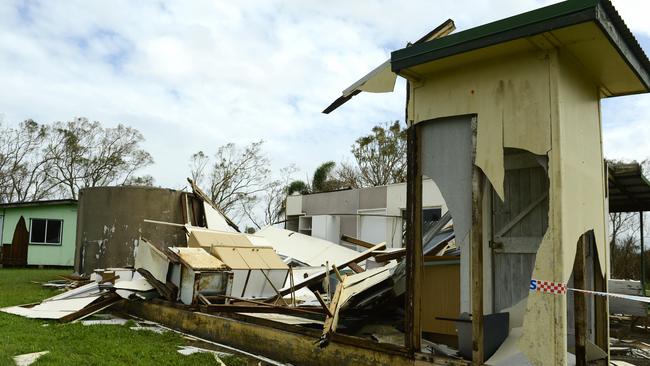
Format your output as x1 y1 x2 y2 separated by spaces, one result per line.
74 186 189 274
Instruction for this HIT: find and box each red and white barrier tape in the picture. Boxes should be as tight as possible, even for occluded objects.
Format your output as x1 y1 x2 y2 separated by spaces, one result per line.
530 279 650 303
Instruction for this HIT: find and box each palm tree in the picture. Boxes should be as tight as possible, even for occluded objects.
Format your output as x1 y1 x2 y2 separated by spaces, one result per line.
287 161 340 195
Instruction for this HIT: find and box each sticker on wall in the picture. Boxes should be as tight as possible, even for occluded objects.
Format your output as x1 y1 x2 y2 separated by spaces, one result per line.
529 279 567 294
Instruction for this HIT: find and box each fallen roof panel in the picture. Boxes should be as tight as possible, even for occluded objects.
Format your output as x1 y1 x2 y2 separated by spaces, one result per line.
256 226 362 267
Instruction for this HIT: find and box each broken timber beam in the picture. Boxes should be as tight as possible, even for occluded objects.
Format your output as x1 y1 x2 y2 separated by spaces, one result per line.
340 235 375 249
202 304 325 317
312 290 334 317
59 293 122 323
405 122 423 355
137 268 177 301
470 116 484 365
347 262 365 273
373 248 407 262
573 235 587 366
319 278 344 347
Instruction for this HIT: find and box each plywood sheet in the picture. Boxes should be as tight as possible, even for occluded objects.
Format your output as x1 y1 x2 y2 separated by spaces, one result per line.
175 247 226 270
188 229 253 248
211 247 249 270
421 264 460 335
257 248 289 270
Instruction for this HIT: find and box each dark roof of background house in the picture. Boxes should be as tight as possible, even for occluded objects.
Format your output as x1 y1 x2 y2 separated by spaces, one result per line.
0 199 78 209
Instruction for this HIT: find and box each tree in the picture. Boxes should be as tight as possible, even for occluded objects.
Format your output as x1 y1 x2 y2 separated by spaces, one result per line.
350 120 406 187
124 175 155 186
45 117 154 199
287 161 344 195
334 161 361 189
243 165 298 229
189 140 270 219
0 120 55 202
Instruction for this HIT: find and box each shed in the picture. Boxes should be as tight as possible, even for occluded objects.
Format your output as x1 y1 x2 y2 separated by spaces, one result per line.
327 0 650 364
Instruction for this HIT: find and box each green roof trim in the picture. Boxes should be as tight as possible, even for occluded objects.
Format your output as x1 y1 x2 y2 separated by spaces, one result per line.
390 0 650 90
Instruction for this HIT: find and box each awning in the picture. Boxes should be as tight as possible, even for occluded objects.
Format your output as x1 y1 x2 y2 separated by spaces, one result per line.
608 162 650 212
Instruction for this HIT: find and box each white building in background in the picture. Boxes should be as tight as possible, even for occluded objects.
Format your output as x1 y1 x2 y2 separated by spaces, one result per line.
284 179 447 249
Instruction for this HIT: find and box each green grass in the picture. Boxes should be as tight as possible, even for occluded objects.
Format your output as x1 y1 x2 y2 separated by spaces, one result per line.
0 268 247 366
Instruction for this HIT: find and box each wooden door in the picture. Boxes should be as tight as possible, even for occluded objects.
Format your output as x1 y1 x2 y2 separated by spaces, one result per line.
491 152 549 312
1 216 29 266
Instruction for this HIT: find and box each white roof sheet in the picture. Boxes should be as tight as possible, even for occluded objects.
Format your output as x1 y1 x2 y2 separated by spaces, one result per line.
255 226 361 267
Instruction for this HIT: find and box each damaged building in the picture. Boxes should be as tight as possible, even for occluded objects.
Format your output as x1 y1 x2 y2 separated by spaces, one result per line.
3 1 650 366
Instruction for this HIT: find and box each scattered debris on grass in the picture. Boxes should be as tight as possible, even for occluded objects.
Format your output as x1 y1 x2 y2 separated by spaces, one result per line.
13 351 49 366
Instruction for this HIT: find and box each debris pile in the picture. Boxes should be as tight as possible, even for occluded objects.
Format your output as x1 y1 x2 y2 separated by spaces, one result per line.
1 180 459 363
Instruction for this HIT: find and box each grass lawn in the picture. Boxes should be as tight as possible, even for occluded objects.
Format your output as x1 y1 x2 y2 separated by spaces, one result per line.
0 268 248 366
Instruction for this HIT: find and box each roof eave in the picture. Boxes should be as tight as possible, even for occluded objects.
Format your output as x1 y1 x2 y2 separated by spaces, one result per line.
391 1 650 93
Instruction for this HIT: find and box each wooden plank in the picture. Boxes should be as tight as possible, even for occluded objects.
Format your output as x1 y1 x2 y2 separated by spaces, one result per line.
319 279 344 347
593 241 609 365
423 255 462 262
470 117 484 365
517 167 531 237
59 293 122 323
198 293 212 305
373 248 407 262
207 294 324 315
136 268 176 301
347 262 365 274
405 123 423 354
340 235 375 249
187 178 240 232
312 290 334 317
492 237 542 254
573 235 587 366
494 192 548 238
203 304 324 315
331 265 343 282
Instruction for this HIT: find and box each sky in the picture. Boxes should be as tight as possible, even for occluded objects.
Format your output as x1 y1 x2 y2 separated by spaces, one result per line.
0 0 649 189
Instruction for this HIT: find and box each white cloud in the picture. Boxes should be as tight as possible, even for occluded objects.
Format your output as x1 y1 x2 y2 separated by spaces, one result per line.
0 0 648 194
